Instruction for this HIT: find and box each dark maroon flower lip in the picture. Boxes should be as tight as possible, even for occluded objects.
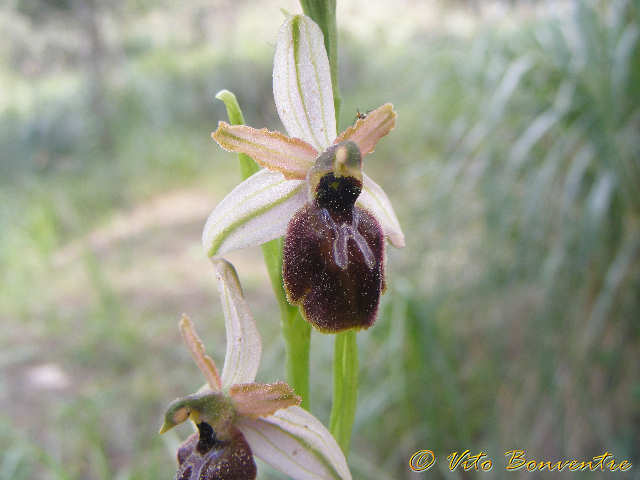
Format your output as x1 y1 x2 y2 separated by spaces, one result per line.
176 424 257 480
284 179 385 332
282 139 386 333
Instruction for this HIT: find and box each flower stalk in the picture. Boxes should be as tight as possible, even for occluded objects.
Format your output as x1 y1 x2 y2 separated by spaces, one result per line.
206 7 404 463
215 90 311 410
298 0 359 457
329 330 358 454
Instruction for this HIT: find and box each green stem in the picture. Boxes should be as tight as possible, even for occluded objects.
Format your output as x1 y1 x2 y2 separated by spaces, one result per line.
261 237 311 409
215 90 311 409
299 0 341 123
329 330 358 455
279 295 311 409
299 0 359 457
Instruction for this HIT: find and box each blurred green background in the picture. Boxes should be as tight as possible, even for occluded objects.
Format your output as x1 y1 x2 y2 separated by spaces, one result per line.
1 0 638 478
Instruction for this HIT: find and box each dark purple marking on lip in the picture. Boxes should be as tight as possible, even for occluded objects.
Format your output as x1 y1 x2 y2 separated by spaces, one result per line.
283 198 385 333
175 424 256 480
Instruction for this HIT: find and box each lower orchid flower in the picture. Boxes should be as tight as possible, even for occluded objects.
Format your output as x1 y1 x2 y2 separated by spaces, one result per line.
160 259 352 480
204 14 404 332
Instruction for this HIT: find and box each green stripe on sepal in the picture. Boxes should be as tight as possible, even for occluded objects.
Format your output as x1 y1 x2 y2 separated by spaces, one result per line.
202 171 306 258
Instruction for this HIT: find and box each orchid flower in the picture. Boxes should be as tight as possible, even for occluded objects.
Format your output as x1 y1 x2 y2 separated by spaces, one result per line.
160 259 352 480
204 14 404 332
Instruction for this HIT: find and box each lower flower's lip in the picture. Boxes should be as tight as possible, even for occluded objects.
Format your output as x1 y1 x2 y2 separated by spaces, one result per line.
162 259 352 480
176 425 257 480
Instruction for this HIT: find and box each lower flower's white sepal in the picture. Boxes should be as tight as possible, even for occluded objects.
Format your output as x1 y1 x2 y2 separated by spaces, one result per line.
237 406 352 480
202 169 306 257
212 259 262 389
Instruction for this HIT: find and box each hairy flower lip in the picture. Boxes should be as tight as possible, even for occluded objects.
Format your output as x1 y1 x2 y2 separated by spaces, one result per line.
282 200 385 333
161 259 352 480
175 424 257 480
204 13 403 336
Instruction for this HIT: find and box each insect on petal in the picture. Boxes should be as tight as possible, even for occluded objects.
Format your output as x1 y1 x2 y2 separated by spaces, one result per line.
334 103 397 157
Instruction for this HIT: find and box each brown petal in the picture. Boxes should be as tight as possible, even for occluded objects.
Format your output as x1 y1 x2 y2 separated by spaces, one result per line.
334 104 396 157
212 122 317 180
229 382 301 419
180 315 222 392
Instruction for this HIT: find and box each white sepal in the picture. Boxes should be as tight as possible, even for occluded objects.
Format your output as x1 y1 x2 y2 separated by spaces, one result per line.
212 259 262 389
273 14 336 151
357 173 405 248
237 406 352 480
202 169 306 257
